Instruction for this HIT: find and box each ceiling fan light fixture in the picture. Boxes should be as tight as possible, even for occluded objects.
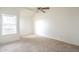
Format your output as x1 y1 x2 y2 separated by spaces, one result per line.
37 7 50 13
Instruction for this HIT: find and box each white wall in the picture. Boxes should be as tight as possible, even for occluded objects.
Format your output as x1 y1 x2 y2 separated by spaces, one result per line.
0 8 20 44
34 7 79 46
19 9 34 36
0 8 34 44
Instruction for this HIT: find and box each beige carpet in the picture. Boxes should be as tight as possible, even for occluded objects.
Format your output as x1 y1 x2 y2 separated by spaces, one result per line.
0 35 79 52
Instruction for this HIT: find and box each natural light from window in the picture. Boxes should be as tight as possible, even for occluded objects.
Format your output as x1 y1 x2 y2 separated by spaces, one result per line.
2 14 17 35
35 20 47 35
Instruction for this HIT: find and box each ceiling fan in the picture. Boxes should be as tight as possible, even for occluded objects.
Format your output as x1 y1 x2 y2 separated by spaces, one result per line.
37 7 50 13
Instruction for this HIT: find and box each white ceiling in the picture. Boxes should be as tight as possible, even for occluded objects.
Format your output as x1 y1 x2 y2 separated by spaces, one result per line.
24 7 38 12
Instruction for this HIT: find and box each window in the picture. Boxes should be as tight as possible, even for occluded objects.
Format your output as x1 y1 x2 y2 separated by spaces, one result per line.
2 14 17 35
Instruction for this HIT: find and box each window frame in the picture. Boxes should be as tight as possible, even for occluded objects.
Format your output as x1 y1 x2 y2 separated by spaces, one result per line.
2 14 17 35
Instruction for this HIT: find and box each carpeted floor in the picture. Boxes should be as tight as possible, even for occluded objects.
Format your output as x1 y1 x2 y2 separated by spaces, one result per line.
0 35 79 52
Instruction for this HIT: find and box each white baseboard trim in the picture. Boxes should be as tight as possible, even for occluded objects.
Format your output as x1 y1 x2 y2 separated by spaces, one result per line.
0 34 20 44
36 34 79 46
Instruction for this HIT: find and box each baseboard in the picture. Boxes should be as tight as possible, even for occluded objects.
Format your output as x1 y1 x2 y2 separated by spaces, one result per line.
0 34 20 44
36 34 79 46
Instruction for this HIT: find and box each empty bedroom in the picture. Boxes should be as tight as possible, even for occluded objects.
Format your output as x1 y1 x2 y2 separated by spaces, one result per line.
0 7 79 52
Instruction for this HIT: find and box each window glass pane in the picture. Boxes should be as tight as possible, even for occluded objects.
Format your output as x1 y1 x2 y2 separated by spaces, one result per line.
2 14 17 35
